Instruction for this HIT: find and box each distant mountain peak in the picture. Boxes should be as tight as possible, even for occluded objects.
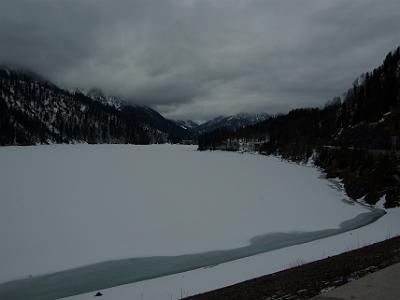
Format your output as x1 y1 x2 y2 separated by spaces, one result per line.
197 112 270 134
86 88 124 110
173 120 200 130
173 112 270 135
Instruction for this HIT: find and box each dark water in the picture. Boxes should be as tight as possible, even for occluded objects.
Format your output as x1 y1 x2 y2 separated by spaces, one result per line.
0 208 385 300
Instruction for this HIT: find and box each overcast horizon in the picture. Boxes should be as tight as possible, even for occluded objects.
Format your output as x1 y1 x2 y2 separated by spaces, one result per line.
1 0 400 121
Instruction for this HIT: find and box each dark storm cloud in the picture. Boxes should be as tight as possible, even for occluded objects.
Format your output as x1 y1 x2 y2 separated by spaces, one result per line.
1 0 400 120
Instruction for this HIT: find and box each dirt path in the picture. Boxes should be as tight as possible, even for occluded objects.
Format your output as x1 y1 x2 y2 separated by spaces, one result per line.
312 263 400 300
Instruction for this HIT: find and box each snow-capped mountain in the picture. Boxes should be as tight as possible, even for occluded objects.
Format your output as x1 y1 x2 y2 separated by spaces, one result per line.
86 88 192 140
194 113 270 135
173 119 200 130
86 88 124 111
0 67 190 145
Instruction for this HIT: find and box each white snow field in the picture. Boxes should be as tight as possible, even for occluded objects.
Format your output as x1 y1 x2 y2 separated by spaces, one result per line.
0 144 394 300
63 205 400 300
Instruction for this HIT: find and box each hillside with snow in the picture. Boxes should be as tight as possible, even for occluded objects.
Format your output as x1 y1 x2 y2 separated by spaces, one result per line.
194 113 270 135
0 68 189 145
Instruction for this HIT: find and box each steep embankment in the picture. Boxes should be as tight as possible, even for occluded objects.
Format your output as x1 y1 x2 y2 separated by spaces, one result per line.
185 236 400 300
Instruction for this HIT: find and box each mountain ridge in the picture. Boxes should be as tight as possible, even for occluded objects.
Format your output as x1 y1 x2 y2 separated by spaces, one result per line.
0 68 190 145
194 113 270 135
172 113 270 136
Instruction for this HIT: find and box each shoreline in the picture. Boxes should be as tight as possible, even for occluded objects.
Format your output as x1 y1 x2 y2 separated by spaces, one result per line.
185 235 400 300
0 208 385 300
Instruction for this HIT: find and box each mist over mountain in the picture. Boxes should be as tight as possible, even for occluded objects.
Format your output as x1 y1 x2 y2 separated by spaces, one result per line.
0 67 190 145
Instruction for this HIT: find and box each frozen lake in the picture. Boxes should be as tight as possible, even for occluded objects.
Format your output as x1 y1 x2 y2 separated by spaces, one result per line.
0 145 384 299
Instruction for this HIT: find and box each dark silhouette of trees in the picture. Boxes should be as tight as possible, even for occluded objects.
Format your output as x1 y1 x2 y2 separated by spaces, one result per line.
198 47 400 207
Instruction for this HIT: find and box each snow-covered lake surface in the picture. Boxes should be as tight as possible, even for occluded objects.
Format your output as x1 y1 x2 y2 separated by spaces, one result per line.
0 144 393 300
63 206 399 300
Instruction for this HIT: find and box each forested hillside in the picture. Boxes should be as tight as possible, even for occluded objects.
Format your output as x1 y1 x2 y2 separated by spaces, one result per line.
0 68 188 145
199 47 400 208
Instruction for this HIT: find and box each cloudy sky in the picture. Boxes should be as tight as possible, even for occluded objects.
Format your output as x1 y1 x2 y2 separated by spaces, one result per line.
1 0 400 121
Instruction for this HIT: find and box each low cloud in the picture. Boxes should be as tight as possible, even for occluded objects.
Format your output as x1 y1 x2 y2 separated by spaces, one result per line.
1 0 400 120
